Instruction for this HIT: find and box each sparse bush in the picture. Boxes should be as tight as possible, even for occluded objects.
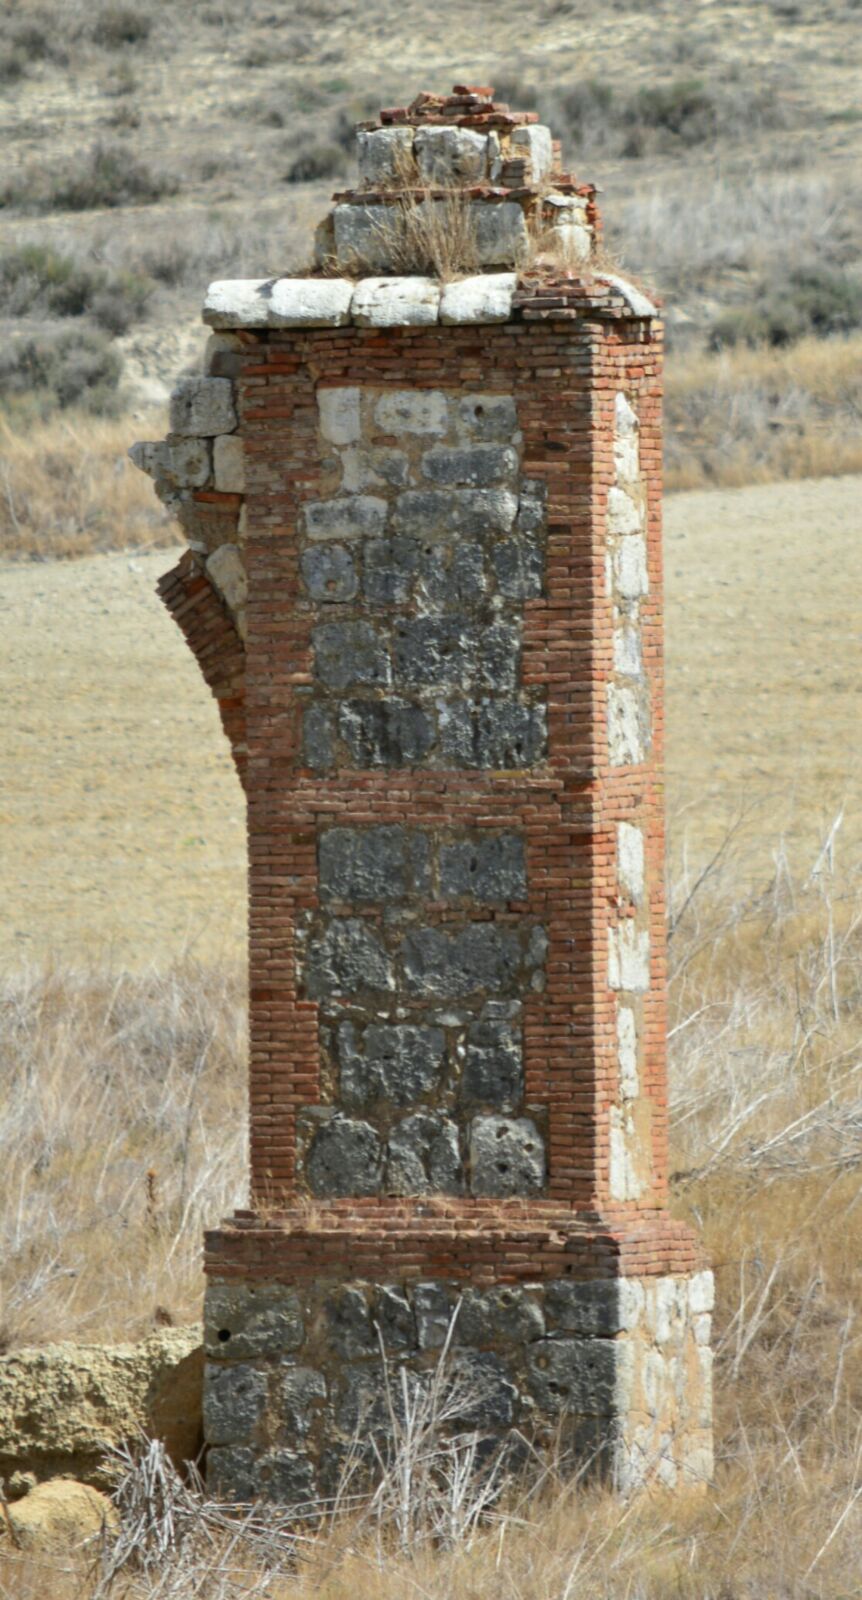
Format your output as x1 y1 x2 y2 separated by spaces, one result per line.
0 327 122 417
0 41 26 82
0 140 177 212
0 244 152 334
91 6 153 48
710 265 862 349
285 140 346 183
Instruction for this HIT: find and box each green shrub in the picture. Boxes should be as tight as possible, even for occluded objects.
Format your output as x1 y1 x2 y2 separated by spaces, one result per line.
0 328 122 416
91 7 152 47
285 142 346 183
0 245 152 334
710 266 862 349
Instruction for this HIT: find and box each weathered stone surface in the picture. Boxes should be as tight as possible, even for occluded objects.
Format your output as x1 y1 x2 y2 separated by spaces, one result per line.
597 272 658 319
318 386 361 446
204 332 244 377
339 1021 445 1105
279 1366 327 1439
213 433 245 492
419 540 485 605
257 1449 316 1503
617 1005 639 1100
203 1361 267 1446
607 486 643 539
357 126 415 183
459 1287 545 1346
689 1271 715 1315
305 1115 384 1197
206 545 247 625
617 822 645 904
392 614 476 688
304 918 393 997
332 206 396 273
334 1361 423 1435
517 479 547 532
325 1287 374 1359
300 544 358 602
338 698 435 766
477 623 520 693
340 446 409 492
312 620 390 690
457 394 519 441
393 487 517 538
401 925 523 998
129 436 211 490
461 1020 523 1108
374 1288 416 1352
302 704 335 769
472 202 530 266
607 921 650 993
439 834 526 902
352 275 441 327
414 125 488 183
491 535 544 600
470 1115 546 1196
607 684 648 768
614 625 642 677
421 445 518 487
438 700 547 769
614 393 640 483
319 825 429 903
207 1445 257 1501
169 376 237 437
362 535 420 605
612 535 649 600
205 1283 304 1360
374 389 448 436
527 1338 617 1415
386 1112 463 1194
270 277 355 326
450 1350 518 1426
302 495 387 542
0 1328 203 1488
439 273 517 324
511 124 553 180
4 1479 117 1551
414 1282 453 1350
545 1281 623 1337
203 278 272 328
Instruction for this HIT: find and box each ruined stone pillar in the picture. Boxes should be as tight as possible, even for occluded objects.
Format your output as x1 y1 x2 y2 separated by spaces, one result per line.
133 86 713 1501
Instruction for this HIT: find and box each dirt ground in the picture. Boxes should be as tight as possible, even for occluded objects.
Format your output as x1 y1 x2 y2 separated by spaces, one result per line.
2 473 861 970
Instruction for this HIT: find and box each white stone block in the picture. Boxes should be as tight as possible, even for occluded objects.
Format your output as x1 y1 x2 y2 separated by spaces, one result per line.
689 1270 715 1314
608 921 650 993
439 273 517 324
653 1277 686 1347
268 277 354 327
414 125 488 183
550 221 592 264
617 1004 639 1100
170 377 237 438
203 279 273 328
374 389 448 436
472 202 530 266
598 273 658 319
351 276 441 327
318 387 361 446
615 392 639 439
613 536 649 601
618 1276 644 1332
613 1340 637 1412
213 434 245 493
613 624 642 677
357 127 415 184
609 1105 644 1201
643 1349 667 1418
617 821 645 904
607 683 648 767
206 543 247 619
695 1348 714 1429
694 1314 712 1347
607 485 642 537
512 124 553 181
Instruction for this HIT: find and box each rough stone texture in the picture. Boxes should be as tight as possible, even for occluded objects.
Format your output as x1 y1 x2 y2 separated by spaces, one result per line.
312 620 390 690
169 377 237 437
331 205 396 272
608 921 651 993
304 1115 384 1197
461 1020 524 1108
352 275 441 327
438 834 526 902
472 202 530 266
3 1479 117 1551
318 825 429 903
300 544 358 603
338 1021 445 1106
0 1328 203 1488
439 273 517 324
511 124 553 180
356 126 415 183
213 433 245 492
304 918 393 997
470 1114 546 1196
206 544 247 630
318 386 361 445
302 494 387 542
385 1111 462 1193
414 125 489 182
204 1361 267 1446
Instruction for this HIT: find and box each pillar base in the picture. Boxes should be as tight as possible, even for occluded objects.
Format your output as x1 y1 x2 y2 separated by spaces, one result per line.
203 1203 713 1500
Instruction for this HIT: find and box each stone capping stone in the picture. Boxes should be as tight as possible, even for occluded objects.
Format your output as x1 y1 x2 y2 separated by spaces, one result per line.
202 272 656 330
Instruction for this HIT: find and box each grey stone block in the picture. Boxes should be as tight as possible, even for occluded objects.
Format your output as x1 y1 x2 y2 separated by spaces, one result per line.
418 541 485 606
207 1445 257 1502
401 924 523 998
203 1362 267 1446
517 479 547 533
205 1282 304 1359
386 1112 463 1195
341 446 409 492
457 394 518 442
414 1282 454 1350
257 1449 316 1504
324 1286 374 1359
544 1281 623 1337
302 495 387 542
332 203 399 272
169 376 237 437
511 124 553 181
392 615 477 689
335 1361 423 1436
491 536 544 600
477 623 520 693
374 389 448 436
203 332 244 377
472 202 529 266
362 535 420 606
458 1287 545 1346
129 436 212 490
357 126 415 183
304 917 393 997
414 125 488 183
319 825 429 904
300 545 358 603
470 1116 546 1196
305 1115 384 1197
213 433 245 492
439 701 547 769
449 1350 518 1426
279 1366 327 1440
373 1288 416 1352
526 1339 617 1416
312 621 390 691
461 1021 523 1108
338 1021 445 1106
302 705 335 770
393 488 517 539
421 445 518 487
439 834 527 903
338 698 435 768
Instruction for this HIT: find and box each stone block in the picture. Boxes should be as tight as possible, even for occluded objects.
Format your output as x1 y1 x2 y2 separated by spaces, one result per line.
461 1020 523 1109
374 1288 416 1352
439 700 547 769
169 377 237 437
257 1449 316 1503
203 332 244 377
338 698 435 767
203 277 354 328
305 1115 384 1197
478 622 520 693
207 1445 257 1501
203 1362 267 1447
318 387 361 446
545 1280 622 1337
550 219 592 264
302 705 335 769
414 125 489 183
439 273 517 324
689 1271 715 1314
472 202 530 266
470 1115 546 1196
393 488 518 538
459 1287 544 1346
203 279 272 329
332 205 398 273
312 620 389 690
279 1366 327 1440
414 1282 453 1350
517 479 547 533
324 1287 374 1359
304 918 393 997
439 834 527 903
607 684 648 768
129 437 212 490
421 445 518 487
418 540 485 606
319 825 429 904
597 272 658 319
205 1282 304 1360
613 536 649 600
300 545 358 603
607 921 651 993
374 388 448 436
302 495 387 542
449 1350 518 1426
491 536 544 600
360 535 419 605
338 1021 445 1106
386 1112 463 1194
357 126 415 183
616 1005 639 1100
352 275 441 326
340 447 409 492
527 1338 617 1416
334 1361 424 1436
617 822 645 905
607 486 643 538
613 625 642 677
457 394 519 442
392 615 476 688
206 545 247 620
401 924 523 998
614 393 640 483
511 123 553 179
212 434 245 492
